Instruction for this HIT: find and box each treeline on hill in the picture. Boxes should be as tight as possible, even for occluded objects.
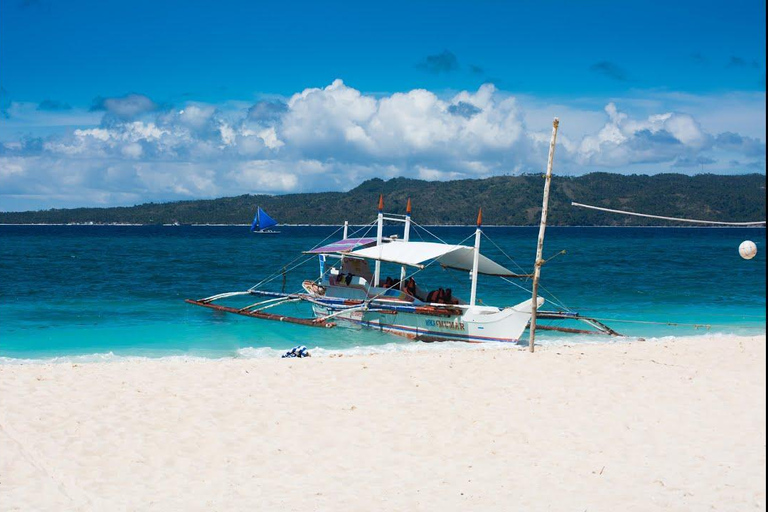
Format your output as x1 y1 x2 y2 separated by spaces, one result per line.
1 173 765 226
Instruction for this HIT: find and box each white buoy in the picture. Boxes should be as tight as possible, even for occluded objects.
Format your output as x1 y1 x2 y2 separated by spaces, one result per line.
739 240 758 260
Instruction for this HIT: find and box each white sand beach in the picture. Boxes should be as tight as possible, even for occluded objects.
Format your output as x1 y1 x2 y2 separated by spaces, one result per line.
1 335 765 511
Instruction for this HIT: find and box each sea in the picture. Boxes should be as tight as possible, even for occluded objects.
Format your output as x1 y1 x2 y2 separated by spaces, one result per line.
1 225 765 362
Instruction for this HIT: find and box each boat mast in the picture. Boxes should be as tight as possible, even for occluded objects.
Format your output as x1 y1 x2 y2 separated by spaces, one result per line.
256 207 261 231
374 195 384 287
399 198 412 290
329 221 349 279
529 118 560 353
469 208 482 307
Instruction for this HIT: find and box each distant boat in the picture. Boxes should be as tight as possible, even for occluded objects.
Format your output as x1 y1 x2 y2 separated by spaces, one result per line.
250 207 280 234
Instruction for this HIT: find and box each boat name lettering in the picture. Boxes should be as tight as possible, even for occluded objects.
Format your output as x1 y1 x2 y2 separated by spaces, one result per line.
425 319 465 330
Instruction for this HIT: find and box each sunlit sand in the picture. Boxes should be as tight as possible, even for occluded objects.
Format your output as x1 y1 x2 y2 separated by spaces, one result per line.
1 335 764 511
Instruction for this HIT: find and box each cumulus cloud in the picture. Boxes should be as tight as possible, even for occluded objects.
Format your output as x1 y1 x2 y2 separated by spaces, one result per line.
573 103 713 166
0 80 765 210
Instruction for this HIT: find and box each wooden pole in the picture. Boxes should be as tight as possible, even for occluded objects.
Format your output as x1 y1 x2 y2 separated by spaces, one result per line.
400 198 412 290
469 208 483 307
529 118 560 353
374 194 384 287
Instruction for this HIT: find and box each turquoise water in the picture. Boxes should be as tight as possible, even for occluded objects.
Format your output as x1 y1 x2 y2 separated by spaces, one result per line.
0 225 765 360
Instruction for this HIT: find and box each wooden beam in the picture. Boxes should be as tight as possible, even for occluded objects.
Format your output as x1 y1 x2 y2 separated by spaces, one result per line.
185 299 336 328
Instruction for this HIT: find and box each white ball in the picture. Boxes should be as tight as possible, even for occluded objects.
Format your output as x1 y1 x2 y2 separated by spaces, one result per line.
739 240 757 260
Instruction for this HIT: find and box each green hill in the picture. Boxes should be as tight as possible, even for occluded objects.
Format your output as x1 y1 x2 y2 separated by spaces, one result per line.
1 173 765 226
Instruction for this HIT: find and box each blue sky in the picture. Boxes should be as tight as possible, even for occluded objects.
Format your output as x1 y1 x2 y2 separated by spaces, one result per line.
0 0 765 210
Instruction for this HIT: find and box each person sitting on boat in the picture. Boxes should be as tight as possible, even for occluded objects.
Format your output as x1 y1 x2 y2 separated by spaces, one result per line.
426 288 445 303
383 276 394 288
443 288 459 305
404 277 417 299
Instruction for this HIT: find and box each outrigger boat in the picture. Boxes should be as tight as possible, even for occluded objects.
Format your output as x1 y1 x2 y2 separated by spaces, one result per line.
187 119 620 345
251 206 280 234
187 197 620 343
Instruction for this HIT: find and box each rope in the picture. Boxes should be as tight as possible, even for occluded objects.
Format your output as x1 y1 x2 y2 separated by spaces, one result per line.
572 202 767 226
547 307 767 320
410 221 451 244
481 229 575 313
249 253 320 292
482 231 531 278
579 316 739 330
248 225 342 290
247 220 382 292
361 231 478 304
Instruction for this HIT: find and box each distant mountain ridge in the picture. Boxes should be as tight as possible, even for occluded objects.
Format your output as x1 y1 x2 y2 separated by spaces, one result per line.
1 173 765 226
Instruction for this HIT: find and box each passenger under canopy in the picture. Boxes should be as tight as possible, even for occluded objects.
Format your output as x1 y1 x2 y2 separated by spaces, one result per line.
305 237 378 254
348 241 525 277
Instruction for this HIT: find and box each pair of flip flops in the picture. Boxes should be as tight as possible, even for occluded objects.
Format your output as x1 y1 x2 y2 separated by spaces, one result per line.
281 345 311 358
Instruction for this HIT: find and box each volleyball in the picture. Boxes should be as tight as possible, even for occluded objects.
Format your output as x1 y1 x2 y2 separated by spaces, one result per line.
739 240 758 260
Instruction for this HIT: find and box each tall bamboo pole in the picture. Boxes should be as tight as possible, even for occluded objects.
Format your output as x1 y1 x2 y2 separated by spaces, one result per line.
374 195 384 287
529 118 560 353
469 208 483 307
400 198 412 290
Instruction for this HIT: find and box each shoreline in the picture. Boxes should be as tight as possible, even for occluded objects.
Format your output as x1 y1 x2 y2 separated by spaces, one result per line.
2 331 766 365
1 334 765 510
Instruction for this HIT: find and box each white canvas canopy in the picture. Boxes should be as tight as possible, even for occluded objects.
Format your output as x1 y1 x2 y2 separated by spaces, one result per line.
347 241 521 277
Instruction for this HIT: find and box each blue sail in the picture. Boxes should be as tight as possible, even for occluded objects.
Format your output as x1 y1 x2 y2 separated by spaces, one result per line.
256 207 278 231
250 211 260 232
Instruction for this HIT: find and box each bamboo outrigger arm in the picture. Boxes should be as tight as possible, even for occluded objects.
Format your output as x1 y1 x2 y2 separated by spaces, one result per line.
185 298 337 328
529 311 622 337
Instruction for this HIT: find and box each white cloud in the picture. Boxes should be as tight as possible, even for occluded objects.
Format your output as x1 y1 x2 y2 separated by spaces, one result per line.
571 103 718 167
176 104 216 130
0 82 764 210
230 160 303 192
121 142 143 159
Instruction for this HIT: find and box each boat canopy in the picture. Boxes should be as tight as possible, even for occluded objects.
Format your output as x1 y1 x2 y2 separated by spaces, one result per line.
306 237 378 254
348 241 521 277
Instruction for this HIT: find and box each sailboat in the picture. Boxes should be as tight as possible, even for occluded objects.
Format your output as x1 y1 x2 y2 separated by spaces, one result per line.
251 207 280 234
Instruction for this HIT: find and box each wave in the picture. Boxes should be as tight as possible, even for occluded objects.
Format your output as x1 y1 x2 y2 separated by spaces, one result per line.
1 331 763 365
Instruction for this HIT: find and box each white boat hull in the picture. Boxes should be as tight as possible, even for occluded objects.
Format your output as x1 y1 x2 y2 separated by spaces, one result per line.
311 298 541 343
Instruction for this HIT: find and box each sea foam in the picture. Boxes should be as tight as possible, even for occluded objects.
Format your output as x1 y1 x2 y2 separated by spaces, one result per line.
2 331 759 365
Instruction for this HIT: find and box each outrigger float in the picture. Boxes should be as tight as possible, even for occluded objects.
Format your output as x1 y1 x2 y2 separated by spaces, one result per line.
186 118 621 347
